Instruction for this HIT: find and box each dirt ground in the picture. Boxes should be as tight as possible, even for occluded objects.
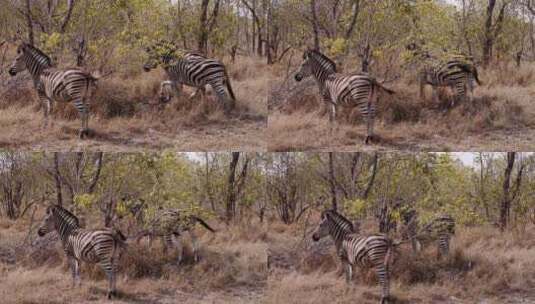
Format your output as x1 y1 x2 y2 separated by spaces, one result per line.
267 113 535 152
0 104 266 151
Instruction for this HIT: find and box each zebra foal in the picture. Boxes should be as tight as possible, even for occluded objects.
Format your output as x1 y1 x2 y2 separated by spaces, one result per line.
37 205 127 299
8 43 98 138
406 43 482 107
312 210 395 304
294 49 395 144
143 43 236 114
401 211 455 258
136 208 215 264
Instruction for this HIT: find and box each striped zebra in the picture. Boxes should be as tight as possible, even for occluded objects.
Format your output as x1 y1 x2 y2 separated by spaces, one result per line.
312 210 395 304
401 211 455 258
37 205 126 299
143 43 236 113
8 43 98 138
294 49 395 144
135 208 216 264
407 44 481 107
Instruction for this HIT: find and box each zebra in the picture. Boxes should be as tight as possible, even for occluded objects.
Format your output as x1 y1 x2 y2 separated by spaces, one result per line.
8 43 98 138
406 43 482 107
401 211 455 258
312 210 395 304
294 49 395 144
135 208 216 264
37 205 127 299
143 43 236 114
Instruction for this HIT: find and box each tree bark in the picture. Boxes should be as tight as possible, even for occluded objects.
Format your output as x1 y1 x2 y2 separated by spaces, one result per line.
310 0 320 50
24 0 34 45
328 153 337 210
226 152 240 222
483 0 509 66
53 153 63 206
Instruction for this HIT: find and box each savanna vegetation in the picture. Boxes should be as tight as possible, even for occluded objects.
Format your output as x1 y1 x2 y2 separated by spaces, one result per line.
0 151 268 303
1 152 534 303
1 1 534 151
266 152 535 303
265 0 535 151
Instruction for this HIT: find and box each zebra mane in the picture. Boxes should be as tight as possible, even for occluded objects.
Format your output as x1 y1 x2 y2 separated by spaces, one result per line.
50 205 80 228
323 210 354 232
21 43 53 67
306 49 337 73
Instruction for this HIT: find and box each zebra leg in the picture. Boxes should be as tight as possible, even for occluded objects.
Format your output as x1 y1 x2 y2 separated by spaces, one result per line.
376 263 390 304
74 98 90 139
329 103 337 135
190 231 199 263
74 259 81 287
162 235 171 255
431 86 439 105
213 82 232 115
365 103 376 144
37 91 52 129
344 261 353 283
171 234 183 265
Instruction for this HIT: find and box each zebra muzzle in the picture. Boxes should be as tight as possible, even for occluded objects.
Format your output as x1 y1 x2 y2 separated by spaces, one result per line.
37 228 46 237
8 68 16 76
295 74 303 82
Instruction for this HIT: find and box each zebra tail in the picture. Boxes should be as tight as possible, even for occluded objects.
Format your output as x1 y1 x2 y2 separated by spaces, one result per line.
224 69 237 101
112 228 128 248
192 216 216 233
385 239 394 270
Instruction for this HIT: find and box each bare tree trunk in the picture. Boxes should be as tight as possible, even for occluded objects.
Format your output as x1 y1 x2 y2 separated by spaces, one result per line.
363 153 379 199
60 0 77 33
226 153 240 223
328 153 337 210
198 0 210 54
24 0 34 45
310 0 320 50
483 0 509 66
53 153 63 206
499 152 524 231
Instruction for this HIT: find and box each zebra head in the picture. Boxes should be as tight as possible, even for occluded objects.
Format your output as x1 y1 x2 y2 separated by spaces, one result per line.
295 49 336 82
37 206 57 237
8 43 52 76
312 210 354 242
38 205 80 237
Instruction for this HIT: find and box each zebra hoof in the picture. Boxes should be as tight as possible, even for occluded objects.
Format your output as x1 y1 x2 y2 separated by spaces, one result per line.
381 296 390 304
365 136 373 145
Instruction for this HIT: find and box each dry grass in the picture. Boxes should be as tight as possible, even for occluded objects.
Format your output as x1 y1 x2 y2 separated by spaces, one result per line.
268 62 535 152
0 56 267 151
266 219 535 304
0 215 268 304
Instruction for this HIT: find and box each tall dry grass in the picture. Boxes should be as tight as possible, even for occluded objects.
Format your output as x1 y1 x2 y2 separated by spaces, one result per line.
266 218 535 304
0 55 268 150
268 60 535 151
0 214 268 304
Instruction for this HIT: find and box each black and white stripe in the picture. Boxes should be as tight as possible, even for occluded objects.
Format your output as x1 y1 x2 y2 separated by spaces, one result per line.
402 212 455 257
136 208 215 264
408 45 482 107
294 49 394 144
312 210 394 304
8 43 97 138
144 45 236 113
37 205 126 299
